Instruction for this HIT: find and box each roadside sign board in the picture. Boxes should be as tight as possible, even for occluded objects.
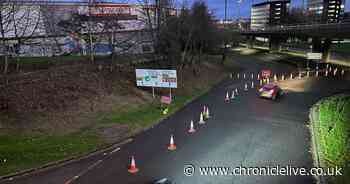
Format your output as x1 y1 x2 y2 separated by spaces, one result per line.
161 96 172 104
136 69 177 88
261 69 272 78
307 52 323 60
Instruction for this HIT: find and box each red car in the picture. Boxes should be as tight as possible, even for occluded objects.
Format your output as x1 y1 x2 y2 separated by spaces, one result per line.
258 83 284 100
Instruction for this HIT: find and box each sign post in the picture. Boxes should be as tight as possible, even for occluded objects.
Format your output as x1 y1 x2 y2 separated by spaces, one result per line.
307 52 322 70
136 68 177 102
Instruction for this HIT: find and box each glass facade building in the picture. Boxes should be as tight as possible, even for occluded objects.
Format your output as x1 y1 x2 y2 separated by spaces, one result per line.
307 0 345 23
251 0 290 30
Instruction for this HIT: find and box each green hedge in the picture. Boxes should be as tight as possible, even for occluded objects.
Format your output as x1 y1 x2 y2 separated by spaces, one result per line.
317 95 350 184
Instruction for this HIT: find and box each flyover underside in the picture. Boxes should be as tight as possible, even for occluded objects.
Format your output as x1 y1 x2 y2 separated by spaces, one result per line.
241 24 350 39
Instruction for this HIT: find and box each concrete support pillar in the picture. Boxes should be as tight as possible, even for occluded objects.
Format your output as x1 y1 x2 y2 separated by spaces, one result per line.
269 36 282 52
311 37 331 63
246 36 254 49
312 37 322 52
322 38 331 63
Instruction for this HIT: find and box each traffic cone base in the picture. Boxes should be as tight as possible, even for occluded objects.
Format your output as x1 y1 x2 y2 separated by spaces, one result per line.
168 144 177 151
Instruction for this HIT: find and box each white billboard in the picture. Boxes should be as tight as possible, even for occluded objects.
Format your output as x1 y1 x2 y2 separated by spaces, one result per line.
136 69 177 88
307 53 323 60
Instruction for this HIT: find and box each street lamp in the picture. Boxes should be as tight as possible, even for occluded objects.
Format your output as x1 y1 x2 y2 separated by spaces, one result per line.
237 0 242 30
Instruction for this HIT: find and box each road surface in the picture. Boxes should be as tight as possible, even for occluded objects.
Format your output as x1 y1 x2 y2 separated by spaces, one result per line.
2 51 349 184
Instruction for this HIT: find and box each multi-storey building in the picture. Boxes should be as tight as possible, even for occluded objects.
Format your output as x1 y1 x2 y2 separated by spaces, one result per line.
250 0 290 30
307 0 345 23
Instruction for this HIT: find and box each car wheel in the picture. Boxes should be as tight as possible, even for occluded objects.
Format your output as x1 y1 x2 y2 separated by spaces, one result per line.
272 94 276 100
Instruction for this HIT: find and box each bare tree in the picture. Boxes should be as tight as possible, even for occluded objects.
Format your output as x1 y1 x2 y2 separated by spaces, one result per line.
0 2 11 74
0 2 42 73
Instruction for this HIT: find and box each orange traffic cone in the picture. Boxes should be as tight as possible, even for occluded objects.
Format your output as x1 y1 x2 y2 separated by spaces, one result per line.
257 74 260 80
188 120 196 133
168 135 177 151
251 81 254 88
244 83 248 91
205 107 210 119
231 90 235 99
225 92 230 102
235 88 238 95
203 105 207 115
199 112 205 124
128 156 139 174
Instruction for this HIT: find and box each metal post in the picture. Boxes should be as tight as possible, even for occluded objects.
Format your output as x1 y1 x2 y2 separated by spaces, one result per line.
152 87 155 98
170 88 172 100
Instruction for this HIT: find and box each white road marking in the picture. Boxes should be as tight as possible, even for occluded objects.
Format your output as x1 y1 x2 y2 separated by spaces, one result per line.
110 147 121 154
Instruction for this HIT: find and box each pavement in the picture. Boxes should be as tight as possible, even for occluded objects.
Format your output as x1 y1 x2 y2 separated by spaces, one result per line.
2 51 350 184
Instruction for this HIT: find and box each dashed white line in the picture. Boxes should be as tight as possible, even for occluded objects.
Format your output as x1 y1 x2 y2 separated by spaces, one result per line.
110 147 121 154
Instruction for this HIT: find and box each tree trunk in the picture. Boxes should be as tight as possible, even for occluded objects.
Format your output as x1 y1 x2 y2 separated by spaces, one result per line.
3 55 8 74
16 57 20 72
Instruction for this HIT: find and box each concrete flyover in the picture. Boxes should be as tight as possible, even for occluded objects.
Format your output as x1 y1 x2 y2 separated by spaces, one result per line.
240 22 350 63
240 23 350 38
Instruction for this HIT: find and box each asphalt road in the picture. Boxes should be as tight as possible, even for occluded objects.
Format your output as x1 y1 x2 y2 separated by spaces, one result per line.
2 51 350 184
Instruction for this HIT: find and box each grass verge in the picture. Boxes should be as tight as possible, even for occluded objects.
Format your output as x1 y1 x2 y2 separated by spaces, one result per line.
0 131 102 176
311 94 350 184
0 56 229 177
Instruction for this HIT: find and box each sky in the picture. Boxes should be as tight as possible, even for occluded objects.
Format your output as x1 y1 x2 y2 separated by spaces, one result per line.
35 0 350 19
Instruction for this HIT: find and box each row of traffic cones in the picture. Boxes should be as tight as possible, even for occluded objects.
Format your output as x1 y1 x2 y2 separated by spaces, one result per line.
225 88 239 102
128 104 212 174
